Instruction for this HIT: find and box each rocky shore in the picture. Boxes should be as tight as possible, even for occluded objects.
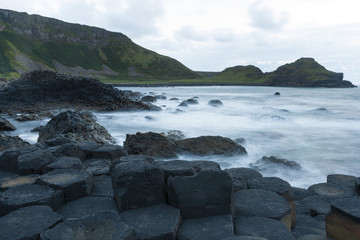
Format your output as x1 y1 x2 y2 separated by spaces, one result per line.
0 110 359 240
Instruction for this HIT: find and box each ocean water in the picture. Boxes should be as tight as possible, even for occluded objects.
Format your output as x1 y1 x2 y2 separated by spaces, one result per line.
8 86 360 188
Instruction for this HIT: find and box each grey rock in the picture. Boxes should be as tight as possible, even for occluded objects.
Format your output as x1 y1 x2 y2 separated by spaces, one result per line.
111 159 166 211
0 174 38 191
44 136 71 147
17 149 56 175
57 196 118 219
301 195 332 216
291 187 314 201
162 130 186 141
0 135 30 152
42 157 82 173
178 214 234 240
37 169 93 201
208 99 223 107
296 235 331 240
53 143 86 161
167 169 233 219
234 217 295 240
191 160 221 173
141 95 157 102
223 237 267 240
91 175 114 197
90 144 127 160
225 167 263 191
356 177 360 195
157 160 195 182
291 214 326 239
308 182 356 198
83 158 110 176
0 117 16 131
251 156 301 170
40 212 136 240
121 204 181 240
327 174 357 190
0 205 62 240
247 177 292 195
0 147 37 172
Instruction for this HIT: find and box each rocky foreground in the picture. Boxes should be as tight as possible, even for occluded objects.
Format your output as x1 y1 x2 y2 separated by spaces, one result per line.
0 110 359 240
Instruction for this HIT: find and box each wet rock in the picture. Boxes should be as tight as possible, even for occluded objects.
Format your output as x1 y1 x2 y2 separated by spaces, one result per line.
170 97 179 101
40 212 136 240
176 135 247 156
38 110 116 144
0 174 38 191
42 157 82 173
37 169 93 201
208 99 223 107
191 160 221 173
178 101 188 107
178 214 234 240
155 94 167 100
251 156 301 170
0 205 62 240
225 167 263 191
157 160 195 182
162 130 186 141
0 135 30 152
17 149 56 175
121 204 181 240
90 144 127 160
141 95 157 102
233 189 292 230
110 159 166 211
308 182 356 198
0 184 64 216
167 169 233 219
90 175 114 197
179 98 199 107
57 196 118 219
325 196 360 240
274 92 281 96
327 174 357 190
0 118 16 131
234 217 295 240
124 132 178 159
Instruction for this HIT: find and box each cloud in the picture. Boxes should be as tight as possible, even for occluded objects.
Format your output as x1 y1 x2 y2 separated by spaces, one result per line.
248 0 289 31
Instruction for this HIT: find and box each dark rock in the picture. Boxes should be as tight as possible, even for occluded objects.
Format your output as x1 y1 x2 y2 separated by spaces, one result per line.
327 174 357 190
43 136 71 147
356 177 360 195
110 159 166 211
225 167 263 191
37 169 93 201
145 115 154 120
234 137 246 144
291 187 314 201
208 99 223 107
90 144 127 160
75 140 102 158
53 143 86 161
17 149 56 175
0 205 62 240
31 125 44 133
308 182 356 198
90 175 114 197
124 132 178 159
178 101 188 107
191 160 221 173
247 177 292 194
295 200 311 215
141 95 157 102
234 217 295 240
0 174 38 191
251 156 301 170
57 196 118 219
14 112 53 121
170 97 179 101
0 184 64 216
155 94 167 100
0 118 16 131
38 110 116 144
325 196 360 240
233 189 292 229
123 90 142 101
0 135 30 152
292 214 326 239
83 158 110 176
176 135 247 156
223 237 267 240
121 203 181 240
274 92 281 96
301 195 332 216
157 160 195 182
42 157 82 173
0 70 159 116
0 147 36 172
162 130 186 141
119 154 155 163
167 169 233 219
178 214 234 240
40 212 136 240
296 235 330 240
179 98 199 107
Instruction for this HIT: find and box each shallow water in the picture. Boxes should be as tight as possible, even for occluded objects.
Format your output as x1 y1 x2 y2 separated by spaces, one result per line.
8 86 360 188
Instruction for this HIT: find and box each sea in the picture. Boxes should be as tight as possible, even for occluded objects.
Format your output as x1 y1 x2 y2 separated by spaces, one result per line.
8 86 360 189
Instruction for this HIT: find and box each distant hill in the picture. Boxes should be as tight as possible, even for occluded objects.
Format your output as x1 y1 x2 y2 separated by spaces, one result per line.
0 9 200 80
213 58 356 88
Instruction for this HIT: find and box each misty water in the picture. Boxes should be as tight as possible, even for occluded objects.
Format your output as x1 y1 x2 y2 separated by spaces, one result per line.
9 86 360 188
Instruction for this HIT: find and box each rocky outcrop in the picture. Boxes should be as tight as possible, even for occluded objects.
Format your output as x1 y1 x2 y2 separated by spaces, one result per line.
0 135 30 152
0 70 159 117
0 118 15 131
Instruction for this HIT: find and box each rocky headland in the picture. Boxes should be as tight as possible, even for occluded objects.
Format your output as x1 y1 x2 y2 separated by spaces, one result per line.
0 109 359 240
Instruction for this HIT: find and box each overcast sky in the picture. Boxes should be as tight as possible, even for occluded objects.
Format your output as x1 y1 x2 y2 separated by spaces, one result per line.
1 0 360 84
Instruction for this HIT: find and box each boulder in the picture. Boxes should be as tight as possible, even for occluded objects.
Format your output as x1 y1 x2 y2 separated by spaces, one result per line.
176 136 247 156
124 132 178 159
191 160 221 173
225 167 263 191
17 149 56 175
167 169 233 219
90 144 127 160
308 182 356 198
0 118 16 131
141 95 157 102
233 189 292 230
208 99 223 107
53 143 86 161
178 214 234 240
0 147 37 172
0 184 64 216
327 174 357 190
120 204 181 240
37 169 93 201
234 217 295 240
251 156 301 170
0 205 62 240
38 110 116 144
110 159 166 211
157 160 196 182
0 174 38 191
90 175 114 197
156 94 167 100
0 135 30 152
42 157 82 173
325 196 360 240
40 212 136 240
179 98 199 107
57 196 118 219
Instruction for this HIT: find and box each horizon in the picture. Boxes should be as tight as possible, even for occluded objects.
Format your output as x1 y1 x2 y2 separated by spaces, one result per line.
1 1 360 85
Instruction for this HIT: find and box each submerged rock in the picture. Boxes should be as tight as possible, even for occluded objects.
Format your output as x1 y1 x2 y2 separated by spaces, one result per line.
251 156 301 170
208 99 223 107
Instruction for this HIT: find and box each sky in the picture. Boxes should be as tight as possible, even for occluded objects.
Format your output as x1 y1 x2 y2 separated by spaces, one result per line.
1 0 360 84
